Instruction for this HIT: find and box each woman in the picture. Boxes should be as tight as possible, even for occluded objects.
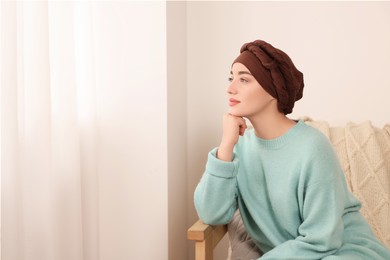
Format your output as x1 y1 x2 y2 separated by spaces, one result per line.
194 39 390 259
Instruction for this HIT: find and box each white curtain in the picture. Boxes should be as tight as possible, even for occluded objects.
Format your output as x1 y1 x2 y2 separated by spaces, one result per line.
2 1 170 259
1 2 99 259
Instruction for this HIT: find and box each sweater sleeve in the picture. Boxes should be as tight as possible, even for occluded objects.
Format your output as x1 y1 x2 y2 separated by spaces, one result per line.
194 147 239 225
260 140 358 259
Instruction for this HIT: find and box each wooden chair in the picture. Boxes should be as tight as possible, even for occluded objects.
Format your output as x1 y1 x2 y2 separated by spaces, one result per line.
187 220 227 260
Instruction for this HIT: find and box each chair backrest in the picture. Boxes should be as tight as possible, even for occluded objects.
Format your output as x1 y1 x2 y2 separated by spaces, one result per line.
305 119 390 248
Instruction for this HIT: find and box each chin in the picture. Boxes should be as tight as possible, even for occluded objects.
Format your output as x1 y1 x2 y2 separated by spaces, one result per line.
228 109 246 117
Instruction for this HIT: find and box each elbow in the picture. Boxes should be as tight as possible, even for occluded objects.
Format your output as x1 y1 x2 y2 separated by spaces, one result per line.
193 178 237 225
195 202 235 225
199 212 230 226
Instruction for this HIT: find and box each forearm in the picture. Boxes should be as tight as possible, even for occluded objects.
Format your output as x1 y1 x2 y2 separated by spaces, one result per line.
260 178 345 259
259 237 340 260
194 147 239 225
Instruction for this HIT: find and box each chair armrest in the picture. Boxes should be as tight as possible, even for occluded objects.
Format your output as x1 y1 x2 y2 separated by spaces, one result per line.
187 220 228 260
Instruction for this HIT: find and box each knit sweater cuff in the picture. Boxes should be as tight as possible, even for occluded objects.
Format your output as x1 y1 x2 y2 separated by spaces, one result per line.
206 147 239 178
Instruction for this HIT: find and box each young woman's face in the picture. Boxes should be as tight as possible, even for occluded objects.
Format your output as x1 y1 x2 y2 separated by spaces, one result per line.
227 63 275 118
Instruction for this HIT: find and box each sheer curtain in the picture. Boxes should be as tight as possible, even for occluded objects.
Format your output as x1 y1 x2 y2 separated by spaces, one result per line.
1 2 99 259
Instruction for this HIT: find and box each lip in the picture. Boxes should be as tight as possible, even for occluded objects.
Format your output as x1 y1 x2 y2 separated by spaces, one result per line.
229 98 240 107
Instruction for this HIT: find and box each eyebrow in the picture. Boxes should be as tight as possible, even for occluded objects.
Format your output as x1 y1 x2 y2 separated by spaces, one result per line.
230 70 253 76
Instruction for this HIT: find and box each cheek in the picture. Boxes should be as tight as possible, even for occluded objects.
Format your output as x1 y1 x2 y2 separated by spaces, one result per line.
246 89 273 109
254 87 273 102
247 88 267 103
246 94 260 107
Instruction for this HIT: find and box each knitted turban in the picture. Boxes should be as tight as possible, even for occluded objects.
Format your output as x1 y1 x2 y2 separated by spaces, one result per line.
233 40 304 115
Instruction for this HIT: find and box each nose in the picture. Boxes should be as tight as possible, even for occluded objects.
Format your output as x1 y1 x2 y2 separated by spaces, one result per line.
227 81 237 94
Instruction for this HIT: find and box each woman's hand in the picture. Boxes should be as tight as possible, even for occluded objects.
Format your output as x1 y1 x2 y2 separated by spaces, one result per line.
217 114 247 161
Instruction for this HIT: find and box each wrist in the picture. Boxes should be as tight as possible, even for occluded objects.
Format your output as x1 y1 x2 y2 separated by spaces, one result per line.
217 143 234 162
219 142 235 151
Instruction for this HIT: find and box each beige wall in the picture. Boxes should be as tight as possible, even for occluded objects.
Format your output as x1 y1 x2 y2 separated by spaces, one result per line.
186 2 390 259
167 2 188 260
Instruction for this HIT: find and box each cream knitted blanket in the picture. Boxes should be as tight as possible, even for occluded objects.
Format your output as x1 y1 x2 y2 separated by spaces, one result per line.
304 118 390 249
228 120 390 259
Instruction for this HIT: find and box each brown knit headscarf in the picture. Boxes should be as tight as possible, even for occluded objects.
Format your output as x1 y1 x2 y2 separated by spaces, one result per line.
233 40 304 115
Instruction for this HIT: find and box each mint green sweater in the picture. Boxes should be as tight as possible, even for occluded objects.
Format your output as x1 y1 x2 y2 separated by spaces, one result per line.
194 120 390 259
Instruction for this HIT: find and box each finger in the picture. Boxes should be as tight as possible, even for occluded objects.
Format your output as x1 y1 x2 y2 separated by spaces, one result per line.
239 127 244 136
240 119 247 136
239 128 245 136
239 122 247 136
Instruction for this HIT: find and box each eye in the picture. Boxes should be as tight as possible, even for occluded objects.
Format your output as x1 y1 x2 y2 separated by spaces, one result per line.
228 77 233 82
240 77 248 83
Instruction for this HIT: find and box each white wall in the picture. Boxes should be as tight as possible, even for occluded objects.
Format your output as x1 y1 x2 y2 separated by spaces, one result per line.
186 2 390 259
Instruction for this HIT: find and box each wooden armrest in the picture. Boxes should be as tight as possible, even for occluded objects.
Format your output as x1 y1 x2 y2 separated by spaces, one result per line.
187 220 228 260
